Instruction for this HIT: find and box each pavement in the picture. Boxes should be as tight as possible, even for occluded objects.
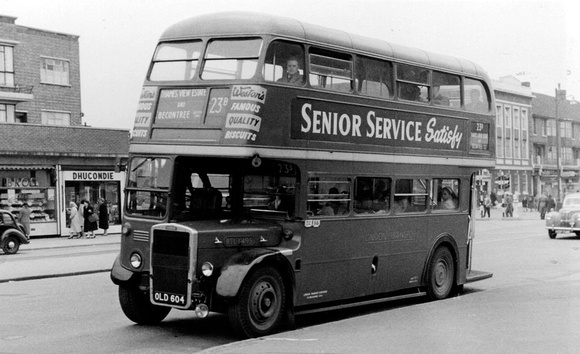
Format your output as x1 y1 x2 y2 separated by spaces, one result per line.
0 233 121 283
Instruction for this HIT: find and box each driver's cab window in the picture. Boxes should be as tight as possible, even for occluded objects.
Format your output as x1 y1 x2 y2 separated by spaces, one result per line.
264 40 305 86
172 169 231 221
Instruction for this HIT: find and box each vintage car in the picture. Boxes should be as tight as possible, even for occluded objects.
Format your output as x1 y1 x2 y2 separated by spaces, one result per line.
0 210 29 254
546 193 580 239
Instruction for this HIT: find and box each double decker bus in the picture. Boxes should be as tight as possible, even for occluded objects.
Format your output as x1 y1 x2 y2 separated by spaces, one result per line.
111 12 494 338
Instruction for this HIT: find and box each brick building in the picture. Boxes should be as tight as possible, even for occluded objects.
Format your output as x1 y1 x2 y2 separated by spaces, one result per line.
0 15 128 237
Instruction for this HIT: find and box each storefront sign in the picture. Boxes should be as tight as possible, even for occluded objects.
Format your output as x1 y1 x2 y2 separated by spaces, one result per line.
68 172 120 181
2 177 39 187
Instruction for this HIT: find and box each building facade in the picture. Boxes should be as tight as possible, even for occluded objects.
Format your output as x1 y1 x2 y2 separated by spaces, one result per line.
489 76 534 202
0 15 128 237
530 91 580 204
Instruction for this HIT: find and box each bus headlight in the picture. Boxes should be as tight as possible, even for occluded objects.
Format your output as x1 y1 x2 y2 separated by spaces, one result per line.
130 252 142 269
201 262 214 277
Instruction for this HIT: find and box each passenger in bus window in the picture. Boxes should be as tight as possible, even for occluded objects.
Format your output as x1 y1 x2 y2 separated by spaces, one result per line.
399 83 423 102
440 187 458 209
277 57 303 85
371 190 389 213
269 186 291 212
393 196 411 213
466 89 487 111
432 85 450 106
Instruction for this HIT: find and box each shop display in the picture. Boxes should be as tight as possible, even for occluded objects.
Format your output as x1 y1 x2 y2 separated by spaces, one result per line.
0 188 55 222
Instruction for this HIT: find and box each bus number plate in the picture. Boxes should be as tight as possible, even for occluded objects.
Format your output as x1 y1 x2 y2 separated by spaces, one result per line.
153 291 186 306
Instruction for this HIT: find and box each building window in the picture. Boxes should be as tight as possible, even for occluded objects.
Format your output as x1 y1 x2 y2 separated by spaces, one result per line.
0 104 15 123
0 45 14 86
546 119 556 137
497 136 503 158
41 111 70 125
561 121 572 139
40 57 70 85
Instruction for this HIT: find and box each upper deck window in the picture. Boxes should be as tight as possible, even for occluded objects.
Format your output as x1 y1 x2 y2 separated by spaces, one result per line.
309 49 353 92
264 40 305 86
356 56 393 99
464 78 490 112
201 38 262 80
432 71 460 108
149 41 203 81
397 64 429 102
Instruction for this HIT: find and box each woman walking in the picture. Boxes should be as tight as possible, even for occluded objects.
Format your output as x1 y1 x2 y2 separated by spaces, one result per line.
68 201 82 239
83 200 98 238
98 198 109 236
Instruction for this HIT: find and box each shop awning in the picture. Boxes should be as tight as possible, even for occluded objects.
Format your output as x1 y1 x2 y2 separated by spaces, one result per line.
0 165 54 170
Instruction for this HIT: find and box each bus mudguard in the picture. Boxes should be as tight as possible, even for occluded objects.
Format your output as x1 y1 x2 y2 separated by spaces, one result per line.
422 233 460 283
110 254 138 285
216 247 294 298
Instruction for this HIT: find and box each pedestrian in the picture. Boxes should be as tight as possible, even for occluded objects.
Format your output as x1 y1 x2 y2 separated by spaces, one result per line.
490 190 497 208
546 195 556 213
538 194 548 219
18 203 32 237
83 200 98 239
78 199 86 238
68 201 82 239
505 193 514 217
483 194 492 218
521 195 528 212
98 198 109 236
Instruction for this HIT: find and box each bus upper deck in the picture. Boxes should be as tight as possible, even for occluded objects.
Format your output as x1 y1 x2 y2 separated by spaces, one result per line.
132 11 494 168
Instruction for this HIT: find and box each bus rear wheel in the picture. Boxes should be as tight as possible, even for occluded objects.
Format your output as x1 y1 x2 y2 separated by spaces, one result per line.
228 267 286 338
426 247 455 300
118 285 171 325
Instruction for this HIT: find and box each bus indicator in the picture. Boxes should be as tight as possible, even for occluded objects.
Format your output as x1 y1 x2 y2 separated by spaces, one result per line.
155 88 206 126
470 122 490 150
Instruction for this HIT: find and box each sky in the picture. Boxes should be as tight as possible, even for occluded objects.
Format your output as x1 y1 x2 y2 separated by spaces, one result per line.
1 0 579 130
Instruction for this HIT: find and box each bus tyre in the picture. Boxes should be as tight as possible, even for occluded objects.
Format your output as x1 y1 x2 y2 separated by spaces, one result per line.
548 230 557 239
426 247 455 300
118 285 171 325
228 267 286 338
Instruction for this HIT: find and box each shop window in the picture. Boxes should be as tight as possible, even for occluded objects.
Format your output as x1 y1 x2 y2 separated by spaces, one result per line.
0 169 56 223
65 179 122 225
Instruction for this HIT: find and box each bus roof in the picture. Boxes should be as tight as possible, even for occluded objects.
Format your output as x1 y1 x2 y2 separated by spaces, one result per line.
160 12 489 79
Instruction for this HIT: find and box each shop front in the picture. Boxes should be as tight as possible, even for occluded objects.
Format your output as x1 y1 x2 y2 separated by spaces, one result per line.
59 170 125 236
0 167 57 236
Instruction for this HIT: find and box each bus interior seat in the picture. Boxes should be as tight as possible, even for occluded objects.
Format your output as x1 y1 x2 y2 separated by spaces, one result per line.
190 188 222 219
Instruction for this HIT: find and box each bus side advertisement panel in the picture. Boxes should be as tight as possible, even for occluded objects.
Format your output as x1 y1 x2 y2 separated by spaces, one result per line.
290 98 468 151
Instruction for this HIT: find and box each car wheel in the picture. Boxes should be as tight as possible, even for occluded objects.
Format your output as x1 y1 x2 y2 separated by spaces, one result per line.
2 235 20 254
548 230 557 239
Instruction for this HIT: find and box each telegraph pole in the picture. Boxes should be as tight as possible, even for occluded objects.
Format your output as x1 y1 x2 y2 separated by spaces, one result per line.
555 84 566 207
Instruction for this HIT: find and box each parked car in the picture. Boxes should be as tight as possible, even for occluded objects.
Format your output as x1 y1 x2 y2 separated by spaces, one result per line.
0 210 29 254
546 193 580 239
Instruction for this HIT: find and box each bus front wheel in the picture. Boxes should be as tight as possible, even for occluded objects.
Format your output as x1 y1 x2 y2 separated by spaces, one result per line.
228 267 286 338
426 247 455 300
118 285 171 325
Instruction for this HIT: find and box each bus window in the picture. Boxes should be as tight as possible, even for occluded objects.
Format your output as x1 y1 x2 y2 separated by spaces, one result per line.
201 38 262 80
128 157 171 189
264 40 305 85
356 56 393 99
396 64 429 102
309 48 353 92
149 41 203 81
394 178 428 213
432 71 460 107
464 78 489 112
243 175 296 216
354 177 391 215
432 179 460 211
307 176 351 216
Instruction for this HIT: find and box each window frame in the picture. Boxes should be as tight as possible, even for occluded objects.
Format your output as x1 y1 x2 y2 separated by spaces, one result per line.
40 56 70 86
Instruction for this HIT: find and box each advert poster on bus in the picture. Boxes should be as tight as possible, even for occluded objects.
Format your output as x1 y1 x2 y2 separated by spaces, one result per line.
291 98 473 151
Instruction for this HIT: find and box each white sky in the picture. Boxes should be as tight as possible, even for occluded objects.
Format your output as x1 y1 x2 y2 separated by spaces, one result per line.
2 0 579 130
